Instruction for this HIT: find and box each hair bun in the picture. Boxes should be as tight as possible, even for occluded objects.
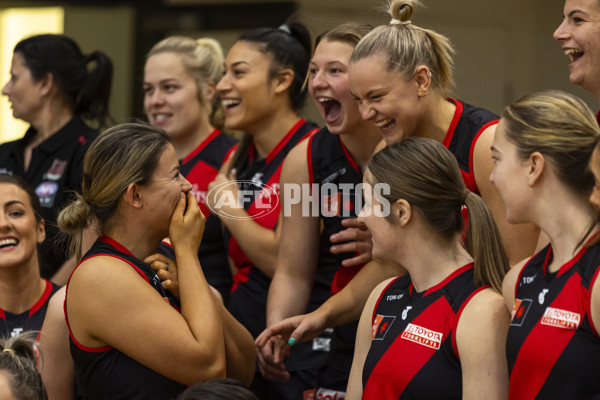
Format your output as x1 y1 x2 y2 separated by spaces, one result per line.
389 0 421 22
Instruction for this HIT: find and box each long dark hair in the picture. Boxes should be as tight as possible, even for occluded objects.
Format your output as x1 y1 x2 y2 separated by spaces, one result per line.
228 17 312 173
14 34 113 128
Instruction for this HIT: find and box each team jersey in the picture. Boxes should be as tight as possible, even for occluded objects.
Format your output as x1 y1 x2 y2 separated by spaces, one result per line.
180 129 237 298
362 264 487 399
443 98 498 194
0 116 98 278
226 119 318 337
506 240 600 399
0 279 60 339
65 236 185 400
306 128 365 396
307 127 365 294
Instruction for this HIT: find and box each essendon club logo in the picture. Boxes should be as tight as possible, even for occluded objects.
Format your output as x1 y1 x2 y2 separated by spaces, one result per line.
372 314 396 340
540 307 581 330
511 298 533 327
400 323 443 350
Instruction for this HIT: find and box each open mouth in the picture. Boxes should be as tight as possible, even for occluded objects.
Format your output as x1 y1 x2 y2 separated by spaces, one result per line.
222 99 241 110
374 118 395 129
152 114 171 124
565 48 584 63
0 238 18 250
319 97 342 123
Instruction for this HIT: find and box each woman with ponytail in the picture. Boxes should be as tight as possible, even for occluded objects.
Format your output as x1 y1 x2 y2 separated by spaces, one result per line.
208 17 320 399
258 0 537 387
348 0 538 265
0 34 113 284
144 36 237 302
57 122 255 398
347 137 510 399
496 91 600 399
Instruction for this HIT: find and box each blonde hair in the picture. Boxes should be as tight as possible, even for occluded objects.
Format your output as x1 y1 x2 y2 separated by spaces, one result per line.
367 138 509 292
147 36 225 129
0 331 47 400
58 122 171 260
502 90 600 195
351 0 455 96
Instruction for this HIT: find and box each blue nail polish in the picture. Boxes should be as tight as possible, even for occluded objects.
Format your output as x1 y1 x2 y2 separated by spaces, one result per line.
288 338 296 346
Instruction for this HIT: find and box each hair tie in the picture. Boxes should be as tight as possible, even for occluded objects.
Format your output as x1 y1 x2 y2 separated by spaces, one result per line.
278 24 292 34
2 348 15 355
390 19 411 26
462 189 471 205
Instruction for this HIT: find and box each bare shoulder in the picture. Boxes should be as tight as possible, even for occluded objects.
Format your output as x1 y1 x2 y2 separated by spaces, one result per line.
458 287 510 341
502 258 529 310
67 256 152 302
282 138 310 178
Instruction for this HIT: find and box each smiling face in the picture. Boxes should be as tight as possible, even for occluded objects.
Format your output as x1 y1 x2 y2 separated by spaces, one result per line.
489 120 532 224
358 172 397 260
553 0 600 96
1 52 45 123
137 144 192 236
0 183 44 270
308 40 364 135
349 53 422 145
143 52 208 142
216 41 280 134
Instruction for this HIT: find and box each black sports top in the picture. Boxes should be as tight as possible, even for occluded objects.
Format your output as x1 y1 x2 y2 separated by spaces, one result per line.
0 116 98 278
0 279 60 339
507 240 600 399
362 264 486 399
65 236 185 400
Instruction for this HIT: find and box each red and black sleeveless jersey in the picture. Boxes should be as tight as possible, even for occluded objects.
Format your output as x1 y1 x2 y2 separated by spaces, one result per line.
443 98 498 194
0 279 60 339
307 127 365 295
306 128 364 391
506 241 600 400
225 119 317 330
180 129 237 293
65 236 185 400
362 264 486 399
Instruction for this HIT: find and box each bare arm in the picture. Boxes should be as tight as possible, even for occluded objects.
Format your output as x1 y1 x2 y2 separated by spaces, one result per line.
66 193 226 385
214 293 257 386
146 253 256 386
456 288 510 400
346 279 394 400
38 287 74 400
256 259 402 358
267 141 319 326
473 125 540 265
255 142 320 380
